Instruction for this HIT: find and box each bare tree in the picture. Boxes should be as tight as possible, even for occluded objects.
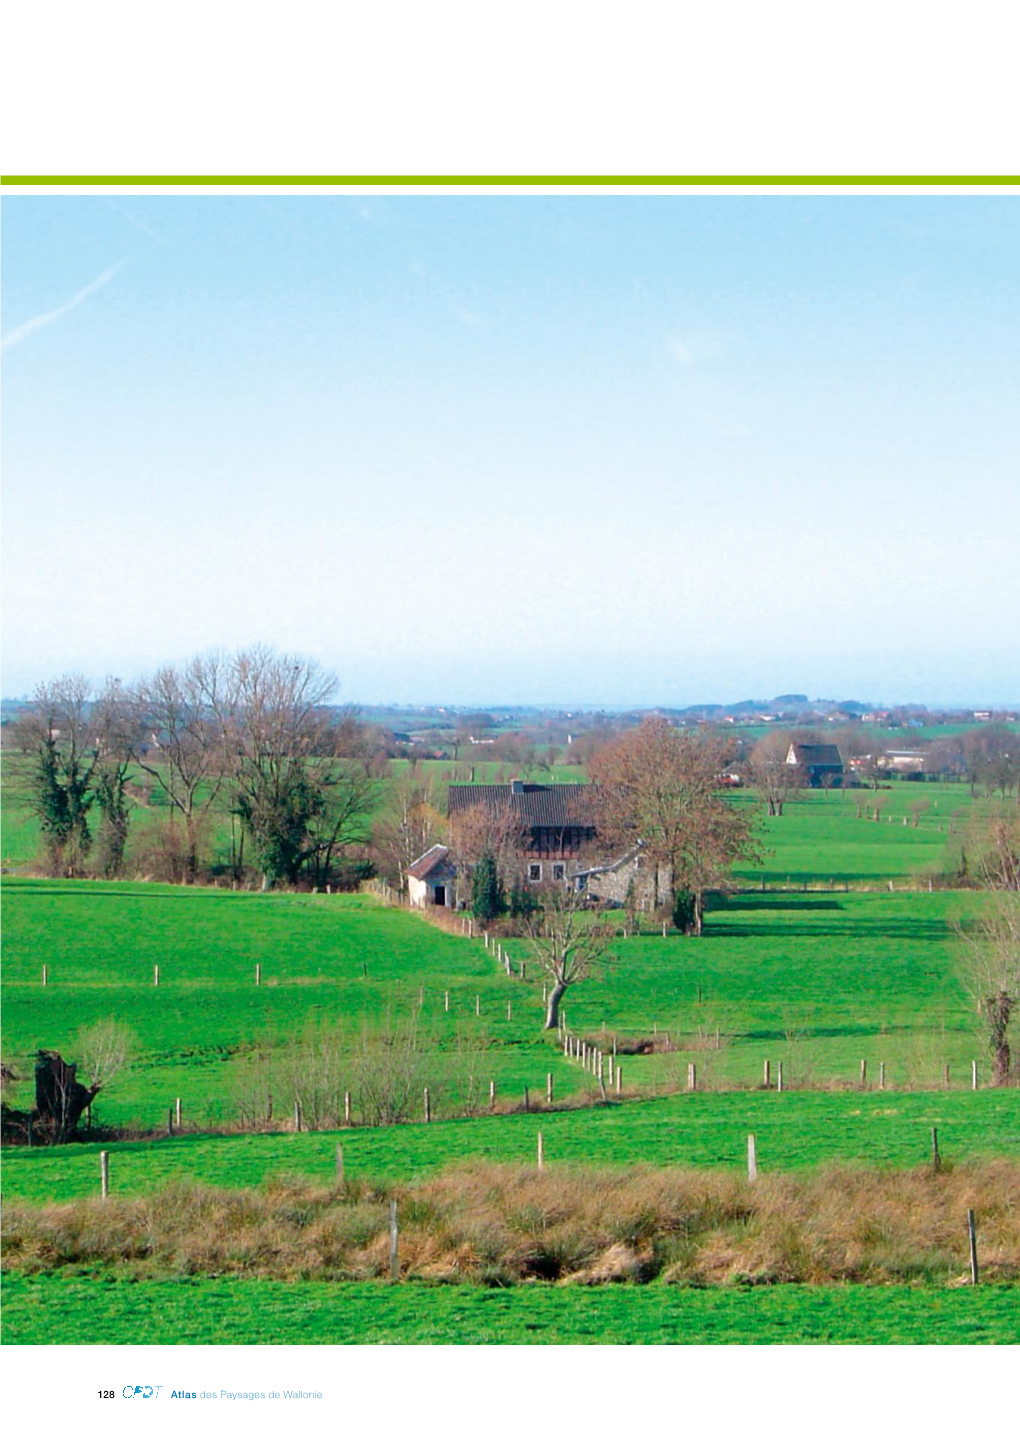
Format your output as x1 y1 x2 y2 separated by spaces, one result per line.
131 655 229 882
590 718 763 932
373 765 446 890
75 1020 135 1094
216 646 375 889
957 813 1020 1084
525 886 616 1030
448 800 527 898
749 730 797 816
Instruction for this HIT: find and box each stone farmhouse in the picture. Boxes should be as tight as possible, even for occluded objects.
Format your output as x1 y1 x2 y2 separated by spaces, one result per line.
408 780 668 910
448 780 597 886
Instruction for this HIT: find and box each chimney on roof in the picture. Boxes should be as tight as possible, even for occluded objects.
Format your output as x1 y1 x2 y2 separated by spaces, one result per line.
510 778 524 794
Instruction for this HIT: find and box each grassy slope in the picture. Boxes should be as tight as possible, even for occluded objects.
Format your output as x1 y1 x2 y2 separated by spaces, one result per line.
5 1090 1018 1204
0 878 998 1128
4 1274 1017 1344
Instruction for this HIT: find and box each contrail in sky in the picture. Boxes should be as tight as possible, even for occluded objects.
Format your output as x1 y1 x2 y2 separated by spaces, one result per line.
1 260 126 351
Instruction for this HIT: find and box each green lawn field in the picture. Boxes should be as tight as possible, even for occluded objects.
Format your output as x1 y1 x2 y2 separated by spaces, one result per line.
5 1090 1017 1204
0 878 999 1129
3 1274 1016 1344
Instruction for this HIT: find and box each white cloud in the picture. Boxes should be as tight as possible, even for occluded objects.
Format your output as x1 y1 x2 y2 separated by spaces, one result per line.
1 261 126 351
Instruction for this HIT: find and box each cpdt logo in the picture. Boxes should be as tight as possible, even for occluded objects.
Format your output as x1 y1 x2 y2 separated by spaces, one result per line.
123 1386 163 1399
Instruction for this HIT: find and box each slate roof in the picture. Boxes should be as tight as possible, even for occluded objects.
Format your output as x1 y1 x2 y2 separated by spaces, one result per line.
407 844 454 881
790 743 843 768
447 783 597 829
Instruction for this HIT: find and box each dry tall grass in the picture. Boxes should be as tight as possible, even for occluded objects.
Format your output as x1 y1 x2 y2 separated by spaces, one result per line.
4 1160 1018 1287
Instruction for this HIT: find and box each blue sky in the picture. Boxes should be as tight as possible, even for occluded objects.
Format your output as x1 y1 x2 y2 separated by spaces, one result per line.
2 194 1018 706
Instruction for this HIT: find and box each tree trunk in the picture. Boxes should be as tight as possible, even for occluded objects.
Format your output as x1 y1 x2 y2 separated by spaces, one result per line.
988 990 1013 1085
544 980 567 1030
34 1051 98 1144
692 891 704 936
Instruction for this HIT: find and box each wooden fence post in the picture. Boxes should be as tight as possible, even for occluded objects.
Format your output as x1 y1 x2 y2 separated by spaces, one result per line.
255 962 261 986
972 1059 978 1091
968 1209 979 1285
546 1073 553 1104
154 964 160 987
294 1099 302 1133
389 1200 399 1282
506 999 512 1021
943 1064 950 1089
879 1061 886 1090
607 1054 614 1085
476 994 480 1016
444 990 449 1012
42 965 47 987
489 1079 496 1110
424 1086 431 1123
860 1059 867 1087
777 1060 783 1092
336 1143 344 1186
100 1150 109 1199
344 1090 351 1125
615 1067 622 1094
931 1127 941 1172
537 1131 544 1170
175 1097 181 1128
688 1062 696 1091
747 1134 758 1182
763 1059 771 1089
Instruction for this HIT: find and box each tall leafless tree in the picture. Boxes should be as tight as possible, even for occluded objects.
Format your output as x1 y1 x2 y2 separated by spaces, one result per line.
590 718 762 932
525 885 616 1030
373 765 446 890
957 812 1020 1084
130 655 230 882
749 730 797 816
215 647 375 888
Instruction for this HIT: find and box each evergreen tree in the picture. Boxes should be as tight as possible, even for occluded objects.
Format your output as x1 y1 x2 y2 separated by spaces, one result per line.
471 851 506 922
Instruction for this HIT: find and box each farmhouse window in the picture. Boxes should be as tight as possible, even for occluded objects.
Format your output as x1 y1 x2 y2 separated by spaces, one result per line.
528 863 542 882
552 863 566 882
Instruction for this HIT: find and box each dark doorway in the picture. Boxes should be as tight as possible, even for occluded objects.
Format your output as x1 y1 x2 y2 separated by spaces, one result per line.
433 885 446 906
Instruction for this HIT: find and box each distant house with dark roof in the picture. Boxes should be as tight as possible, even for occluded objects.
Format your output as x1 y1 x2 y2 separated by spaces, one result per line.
407 844 458 908
785 742 844 787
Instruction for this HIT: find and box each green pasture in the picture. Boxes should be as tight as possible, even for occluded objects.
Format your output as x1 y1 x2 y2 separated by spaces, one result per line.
3 1274 1017 1344
4 1090 1017 1204
0 877 1000 1129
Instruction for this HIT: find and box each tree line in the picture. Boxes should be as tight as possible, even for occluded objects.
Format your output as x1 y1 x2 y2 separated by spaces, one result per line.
11 647 378 889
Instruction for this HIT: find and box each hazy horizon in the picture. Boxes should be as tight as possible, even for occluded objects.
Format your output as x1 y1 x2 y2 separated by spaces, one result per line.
3 195 1018 705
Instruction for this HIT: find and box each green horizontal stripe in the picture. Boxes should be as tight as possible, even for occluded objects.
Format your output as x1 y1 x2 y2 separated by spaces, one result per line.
3 174 1019 187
